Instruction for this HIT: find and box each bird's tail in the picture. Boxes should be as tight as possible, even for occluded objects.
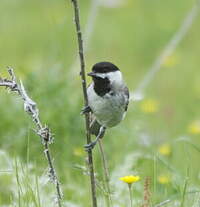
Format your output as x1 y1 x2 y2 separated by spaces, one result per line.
89 118 105 138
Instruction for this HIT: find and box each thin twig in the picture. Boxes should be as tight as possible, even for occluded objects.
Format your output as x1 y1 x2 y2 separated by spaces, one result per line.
131 1 200 101
98 140 112 207
0 67 62 207
71 0 98 206
69 0 100 77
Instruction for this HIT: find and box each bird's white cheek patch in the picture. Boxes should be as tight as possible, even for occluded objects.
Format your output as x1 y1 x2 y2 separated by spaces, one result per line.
108 71 122 84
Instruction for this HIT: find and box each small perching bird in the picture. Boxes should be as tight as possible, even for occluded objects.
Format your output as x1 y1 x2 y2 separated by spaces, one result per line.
82 62 129 150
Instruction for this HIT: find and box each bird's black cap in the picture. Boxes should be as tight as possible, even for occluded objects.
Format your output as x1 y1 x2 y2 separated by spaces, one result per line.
91 62 120 73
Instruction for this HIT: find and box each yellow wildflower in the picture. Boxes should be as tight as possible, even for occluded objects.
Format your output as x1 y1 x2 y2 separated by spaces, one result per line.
120 175 140 184
73 147 85 157
158 175 170 185
158 144 171 156
140 99 159 113
163 54 179 68
188 121 200 135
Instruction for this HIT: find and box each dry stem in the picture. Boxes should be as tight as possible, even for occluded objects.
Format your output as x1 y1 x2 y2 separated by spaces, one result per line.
141 176 151 207
71 0 98 206
0 67 62 207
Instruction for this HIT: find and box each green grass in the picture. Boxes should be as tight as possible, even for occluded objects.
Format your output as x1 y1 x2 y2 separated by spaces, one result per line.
1 0 200 206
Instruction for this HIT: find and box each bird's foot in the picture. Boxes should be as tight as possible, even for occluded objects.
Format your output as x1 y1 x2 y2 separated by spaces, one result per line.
84 126 106 151
80 105 91 115
84 141 97 152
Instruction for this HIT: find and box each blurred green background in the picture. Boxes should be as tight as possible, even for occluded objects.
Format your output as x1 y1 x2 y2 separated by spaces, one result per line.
0 0 200 206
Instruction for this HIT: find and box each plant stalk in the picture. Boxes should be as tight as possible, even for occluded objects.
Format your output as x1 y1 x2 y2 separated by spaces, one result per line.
128 184 133 207
71 0 97 206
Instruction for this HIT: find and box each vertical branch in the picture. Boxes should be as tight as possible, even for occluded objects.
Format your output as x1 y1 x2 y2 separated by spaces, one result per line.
0 68 62 207
69 0 100 77
71 0 98 207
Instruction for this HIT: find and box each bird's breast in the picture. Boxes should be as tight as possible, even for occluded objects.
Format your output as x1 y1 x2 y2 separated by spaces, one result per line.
87 85 126 128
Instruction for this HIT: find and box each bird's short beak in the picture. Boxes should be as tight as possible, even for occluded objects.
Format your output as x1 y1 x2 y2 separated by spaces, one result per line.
87 72 97 77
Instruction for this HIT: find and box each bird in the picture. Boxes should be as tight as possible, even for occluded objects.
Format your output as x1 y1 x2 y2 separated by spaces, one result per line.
82 61 129 151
